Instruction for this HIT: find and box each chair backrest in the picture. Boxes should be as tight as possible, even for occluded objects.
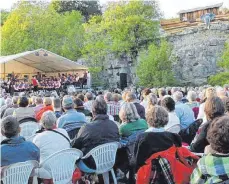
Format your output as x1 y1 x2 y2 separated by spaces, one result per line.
39 148 83 184
82 142 119 174
62 122 86 140
166 124 181 134
19 122 40 140
1 160 38 184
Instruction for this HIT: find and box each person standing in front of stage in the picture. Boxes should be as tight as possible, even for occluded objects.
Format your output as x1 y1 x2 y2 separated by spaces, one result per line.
32 76 39 92
87 71 91 88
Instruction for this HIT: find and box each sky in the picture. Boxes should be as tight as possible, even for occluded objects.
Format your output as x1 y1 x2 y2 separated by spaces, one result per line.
0 0 229 18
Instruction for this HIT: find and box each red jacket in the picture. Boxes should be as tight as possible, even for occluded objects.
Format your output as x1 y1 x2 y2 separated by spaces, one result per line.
36 105 54 121
136 146 199 184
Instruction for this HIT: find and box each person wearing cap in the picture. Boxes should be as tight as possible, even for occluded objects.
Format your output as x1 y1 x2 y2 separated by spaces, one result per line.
1 116 40 167
36 97 54 121
2 96 19 118
57 96 86 128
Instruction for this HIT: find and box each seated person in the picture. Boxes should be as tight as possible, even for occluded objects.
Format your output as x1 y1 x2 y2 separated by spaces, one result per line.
73 98 92 117
119 102 148 137
190 115 229 184
1 116 40 167
13 96 35 123
36 97 53 121
161 96 181 133
132 105 182 172
190 96 225 153
33 111 70 179
71 98 119 169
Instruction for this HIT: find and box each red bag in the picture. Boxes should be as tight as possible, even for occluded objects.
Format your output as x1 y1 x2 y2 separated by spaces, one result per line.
136 146 199 184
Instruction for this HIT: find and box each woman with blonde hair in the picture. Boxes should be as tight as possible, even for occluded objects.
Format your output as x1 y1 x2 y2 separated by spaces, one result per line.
119 102 148 137
197 87 216 121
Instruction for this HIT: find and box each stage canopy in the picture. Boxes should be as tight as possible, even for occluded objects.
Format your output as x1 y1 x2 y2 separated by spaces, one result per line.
0 48 88 79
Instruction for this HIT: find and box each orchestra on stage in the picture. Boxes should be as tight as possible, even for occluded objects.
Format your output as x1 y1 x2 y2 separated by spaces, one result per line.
1 71 90 95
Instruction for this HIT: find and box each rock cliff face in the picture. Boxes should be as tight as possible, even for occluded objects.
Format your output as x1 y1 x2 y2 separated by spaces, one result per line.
167 21 229 85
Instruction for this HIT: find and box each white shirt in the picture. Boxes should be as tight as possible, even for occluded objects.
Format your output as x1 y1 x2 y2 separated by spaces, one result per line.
164 112 181 133
84 100 94 112
33 128 70 162
197 102 207 122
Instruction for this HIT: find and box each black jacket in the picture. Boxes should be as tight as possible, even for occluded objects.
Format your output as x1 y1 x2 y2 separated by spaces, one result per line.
71 114 120 154
190 121 210 153
133 102 145 119
132 131 182 172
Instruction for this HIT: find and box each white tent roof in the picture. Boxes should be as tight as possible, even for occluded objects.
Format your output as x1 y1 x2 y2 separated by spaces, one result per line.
0 48 88 73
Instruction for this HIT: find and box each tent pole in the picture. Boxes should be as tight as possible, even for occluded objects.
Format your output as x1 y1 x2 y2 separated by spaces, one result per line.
4 62 6 80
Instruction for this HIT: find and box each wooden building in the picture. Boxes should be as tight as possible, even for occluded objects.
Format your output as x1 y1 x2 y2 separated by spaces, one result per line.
178 3 223 22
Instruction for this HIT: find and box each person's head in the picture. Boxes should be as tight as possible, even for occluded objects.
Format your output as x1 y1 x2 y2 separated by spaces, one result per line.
216 86 226 98
205 87 216 99
112 93 120 102
158 88 166 98
62 96 74 110
43 97 52 106
223 84 229 92
207 116 229 154
204 96 225 121
161 96 175 112
77 93 85 102
18 96 29 107
126 92 137 102
52 98 61 111
171 87 179 95
146 106 169 128
147 93 158 108
35 97 43 105
1 116 20 138
92 98 107 116
40 111 57 130
225 97 229 114
31 96 36 105
187 91 197 102
5 98 12 106
119 102 140 123
12 96 19 105
104 92 113 102
122 91 129 102
173 91 183 102
73 98 84 109
142 88 151 99
85 92 93 102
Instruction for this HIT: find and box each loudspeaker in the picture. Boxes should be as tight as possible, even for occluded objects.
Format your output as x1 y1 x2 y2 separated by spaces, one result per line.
120 73 127 90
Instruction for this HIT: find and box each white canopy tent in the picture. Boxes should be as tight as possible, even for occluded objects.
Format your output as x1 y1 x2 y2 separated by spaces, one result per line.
0 48 88 79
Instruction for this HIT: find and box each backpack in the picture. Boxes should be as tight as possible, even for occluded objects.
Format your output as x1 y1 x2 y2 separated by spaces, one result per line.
136 146 199 184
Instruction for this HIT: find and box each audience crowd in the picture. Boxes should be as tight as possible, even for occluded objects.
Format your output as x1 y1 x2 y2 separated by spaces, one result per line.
1 84 229 184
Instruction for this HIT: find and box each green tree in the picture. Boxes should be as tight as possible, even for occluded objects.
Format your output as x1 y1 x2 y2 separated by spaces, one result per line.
136 40 176 87
1 1 84 60
82 1 160 66
208 43 229 85
1 10 10 26
51 0 101 21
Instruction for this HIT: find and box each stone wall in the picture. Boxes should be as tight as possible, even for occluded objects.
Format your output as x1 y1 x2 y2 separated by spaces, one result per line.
82 21 229 87
167 21 229 85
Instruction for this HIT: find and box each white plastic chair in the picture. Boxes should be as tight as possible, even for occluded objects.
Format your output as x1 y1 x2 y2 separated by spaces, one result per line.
19 122 40 140
166 124 181 134
81 142 119 184
37 148 83 184
1 160 38 184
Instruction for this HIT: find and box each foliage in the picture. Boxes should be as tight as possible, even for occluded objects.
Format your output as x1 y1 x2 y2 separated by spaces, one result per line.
51 0 101 21
208 72 229 86
208 43 229 86
1 10 10 26
88 67 104 87
136 40 176 87
1 1 84 60
82 1 160 66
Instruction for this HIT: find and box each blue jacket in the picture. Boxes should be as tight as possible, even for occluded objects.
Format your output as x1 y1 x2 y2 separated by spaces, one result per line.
175 102 195 129
1 136 40 167
57 109 86 128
